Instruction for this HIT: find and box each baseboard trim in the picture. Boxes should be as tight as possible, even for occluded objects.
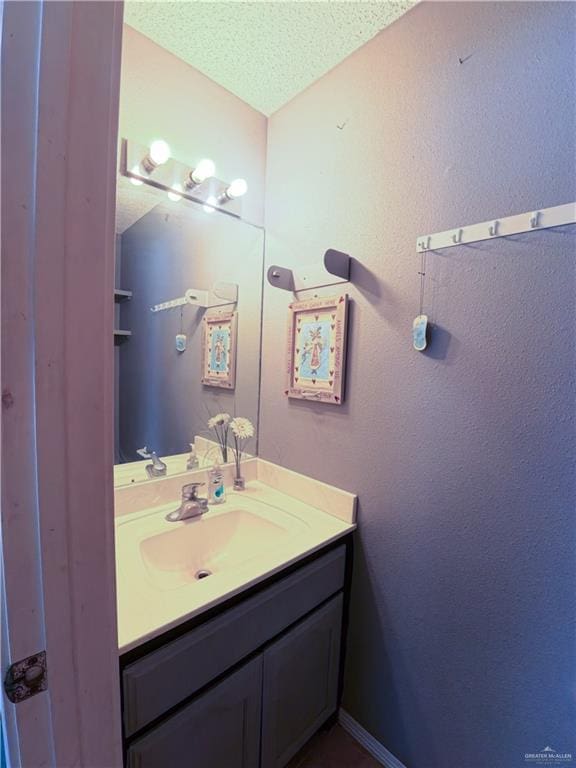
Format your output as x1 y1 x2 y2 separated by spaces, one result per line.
338 709 407 768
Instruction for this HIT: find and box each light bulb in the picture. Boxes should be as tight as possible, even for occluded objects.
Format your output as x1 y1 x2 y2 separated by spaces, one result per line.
191 158 215 185
167 183 183 202
129 165 143 187
148 139 171 167
226 178 248 199
203 195 218 214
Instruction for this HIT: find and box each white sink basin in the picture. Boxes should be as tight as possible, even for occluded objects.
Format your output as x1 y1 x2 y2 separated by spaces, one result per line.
140 508 291 590
116 493 310 596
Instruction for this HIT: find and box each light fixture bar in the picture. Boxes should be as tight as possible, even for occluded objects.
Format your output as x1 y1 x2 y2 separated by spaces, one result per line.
121 139 245 218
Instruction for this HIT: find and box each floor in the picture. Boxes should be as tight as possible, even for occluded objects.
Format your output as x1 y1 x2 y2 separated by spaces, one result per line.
287 724 381 768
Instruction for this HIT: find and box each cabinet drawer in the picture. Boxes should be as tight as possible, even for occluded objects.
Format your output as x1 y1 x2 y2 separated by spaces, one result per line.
126 656 262 768
123 544 346 736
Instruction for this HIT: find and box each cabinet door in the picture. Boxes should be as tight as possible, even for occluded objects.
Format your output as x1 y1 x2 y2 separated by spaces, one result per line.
261 594 343 768
127 656 262 768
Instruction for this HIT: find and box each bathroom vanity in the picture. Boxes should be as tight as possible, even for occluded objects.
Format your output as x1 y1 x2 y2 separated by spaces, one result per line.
115 459 357 768
112 169 357 767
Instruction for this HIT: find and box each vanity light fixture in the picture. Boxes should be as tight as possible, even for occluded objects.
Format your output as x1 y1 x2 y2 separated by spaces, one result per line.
184 158 216 190
141 139 171 174
123 138 248 217
167 182 183 202
218 178 248 204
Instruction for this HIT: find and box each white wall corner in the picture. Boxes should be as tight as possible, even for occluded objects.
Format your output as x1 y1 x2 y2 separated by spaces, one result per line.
338 709 408 768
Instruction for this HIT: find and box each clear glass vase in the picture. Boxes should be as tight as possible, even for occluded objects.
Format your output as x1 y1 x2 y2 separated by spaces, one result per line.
233 466 245 491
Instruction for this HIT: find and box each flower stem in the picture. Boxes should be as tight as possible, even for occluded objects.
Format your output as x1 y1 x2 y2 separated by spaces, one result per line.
233 434 243 477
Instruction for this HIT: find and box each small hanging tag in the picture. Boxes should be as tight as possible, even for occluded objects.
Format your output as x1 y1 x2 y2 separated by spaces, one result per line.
175 333 187 353
412 314 429 352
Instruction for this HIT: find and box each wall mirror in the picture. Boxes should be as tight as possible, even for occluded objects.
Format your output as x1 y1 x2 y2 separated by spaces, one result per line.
114 173 264 487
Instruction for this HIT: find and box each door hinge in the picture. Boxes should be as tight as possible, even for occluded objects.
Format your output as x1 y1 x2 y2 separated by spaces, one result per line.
4 651 47 703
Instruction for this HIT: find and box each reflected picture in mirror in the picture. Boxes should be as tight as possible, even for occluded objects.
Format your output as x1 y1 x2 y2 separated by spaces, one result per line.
200 310 238 389
114 176 264 487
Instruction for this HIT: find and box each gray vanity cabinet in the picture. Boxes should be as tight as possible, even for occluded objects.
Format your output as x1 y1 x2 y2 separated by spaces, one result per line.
261 594 343 768
126 656 262 768
121 542 350 768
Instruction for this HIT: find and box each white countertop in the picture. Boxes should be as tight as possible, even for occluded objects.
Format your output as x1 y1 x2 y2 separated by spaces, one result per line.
115 463 356 654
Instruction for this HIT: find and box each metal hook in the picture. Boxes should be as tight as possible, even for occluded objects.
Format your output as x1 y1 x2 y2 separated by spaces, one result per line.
418 236 431 251
530 211 540 228
489 220 499 237
452 228 463 244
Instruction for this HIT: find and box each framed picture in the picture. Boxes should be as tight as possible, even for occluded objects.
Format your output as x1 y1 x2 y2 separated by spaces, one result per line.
201 310 237 389
285 294 349 404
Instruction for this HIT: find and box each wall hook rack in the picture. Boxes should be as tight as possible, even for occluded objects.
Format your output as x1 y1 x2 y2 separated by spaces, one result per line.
150 282 238 313
416 202 576 252
267 248 351 292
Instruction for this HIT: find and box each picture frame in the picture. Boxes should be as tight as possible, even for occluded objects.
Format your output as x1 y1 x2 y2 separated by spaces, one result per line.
201 310 238 389
285 294 349 404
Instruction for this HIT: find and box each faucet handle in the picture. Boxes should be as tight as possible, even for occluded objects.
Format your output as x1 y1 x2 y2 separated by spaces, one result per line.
182 482 205 501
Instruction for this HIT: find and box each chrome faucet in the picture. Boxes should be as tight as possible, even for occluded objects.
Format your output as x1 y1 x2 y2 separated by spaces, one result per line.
166 482 208 522
137 446 167 479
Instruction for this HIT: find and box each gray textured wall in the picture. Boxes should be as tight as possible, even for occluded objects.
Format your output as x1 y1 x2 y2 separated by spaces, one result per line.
118 203 263 462
261 3 576 767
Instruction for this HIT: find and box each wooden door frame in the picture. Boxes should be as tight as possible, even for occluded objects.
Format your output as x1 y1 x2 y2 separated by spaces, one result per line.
1 2 124 765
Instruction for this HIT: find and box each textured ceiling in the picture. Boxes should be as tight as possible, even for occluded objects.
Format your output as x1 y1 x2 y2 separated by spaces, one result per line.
124 1 415 116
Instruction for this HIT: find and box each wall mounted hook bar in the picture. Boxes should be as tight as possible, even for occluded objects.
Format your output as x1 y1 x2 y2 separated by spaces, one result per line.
266 265 295 292
415 202 575 253
267 249 351 292
150 282 238 312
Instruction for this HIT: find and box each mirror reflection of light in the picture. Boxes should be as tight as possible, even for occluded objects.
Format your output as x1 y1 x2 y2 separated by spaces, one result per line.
203 195 218 214
167 183 183 203
129 165 143 186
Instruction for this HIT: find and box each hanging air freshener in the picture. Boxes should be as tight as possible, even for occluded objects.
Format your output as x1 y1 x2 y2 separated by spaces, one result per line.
175 307 187 352
413 250 430 351
412 314 428 351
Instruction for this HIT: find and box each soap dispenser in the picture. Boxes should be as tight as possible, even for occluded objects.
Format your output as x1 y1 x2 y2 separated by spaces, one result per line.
207 462 226 505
